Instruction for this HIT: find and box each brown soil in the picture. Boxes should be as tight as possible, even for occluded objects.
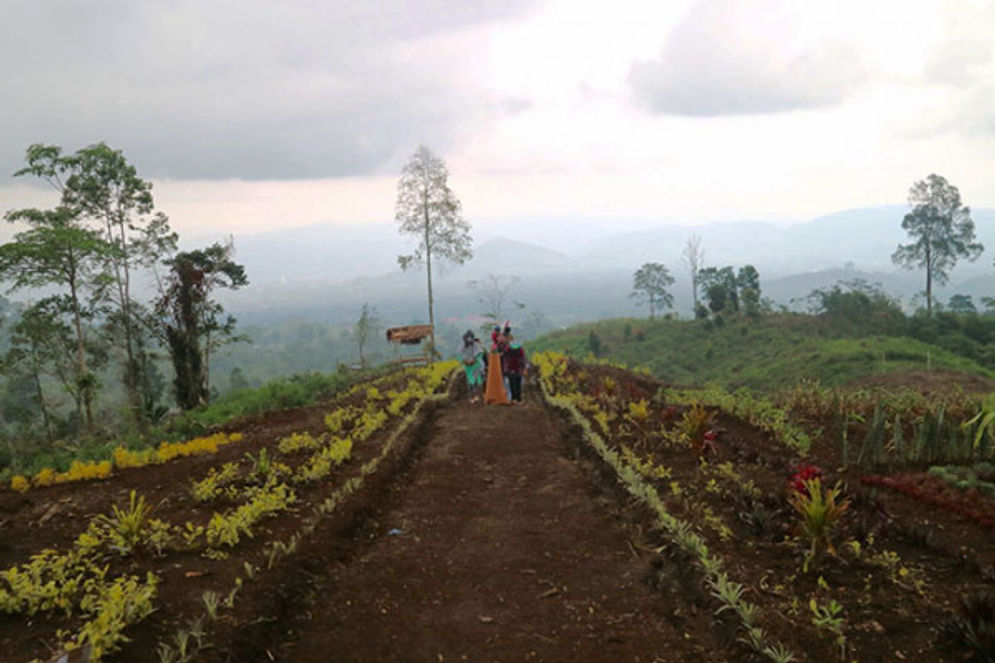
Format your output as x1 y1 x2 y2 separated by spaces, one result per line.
211 395 731 662
4 363 995 663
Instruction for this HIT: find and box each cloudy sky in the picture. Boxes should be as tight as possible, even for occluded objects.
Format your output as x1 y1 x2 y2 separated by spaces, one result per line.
1 0 993 237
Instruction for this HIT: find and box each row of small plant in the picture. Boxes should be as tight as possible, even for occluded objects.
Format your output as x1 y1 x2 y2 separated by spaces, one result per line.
5 365 417 494
187 379 432 508
533 351 797 662
861 472 995 531
572 353 995 659
651 400 953 657
778 382 995 470
184 366 455 557
142 362 457 660
778 380 982 431
928 462 995 497
7 432 246 493
153 362 458 662
666 385 812 454
1 363 457 663
833 400 994 471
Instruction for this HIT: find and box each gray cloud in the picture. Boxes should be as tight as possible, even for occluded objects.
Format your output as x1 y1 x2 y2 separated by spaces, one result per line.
628 0 865 117
0 1 537 180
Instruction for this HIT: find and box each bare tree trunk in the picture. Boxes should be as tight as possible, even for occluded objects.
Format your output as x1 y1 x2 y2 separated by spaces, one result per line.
925 243 933 317
29 347 53 444
109 215 145 430
425 217 435 363
121 232 143 427
33 369 53 445
203 328 212 404
682 234 704 317
66 256 94 430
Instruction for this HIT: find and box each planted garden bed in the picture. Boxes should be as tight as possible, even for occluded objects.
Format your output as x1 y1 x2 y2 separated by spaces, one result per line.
534 351 995 662
0 363 456 662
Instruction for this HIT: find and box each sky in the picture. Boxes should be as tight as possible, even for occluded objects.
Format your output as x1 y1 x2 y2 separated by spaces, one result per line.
1 0 993 239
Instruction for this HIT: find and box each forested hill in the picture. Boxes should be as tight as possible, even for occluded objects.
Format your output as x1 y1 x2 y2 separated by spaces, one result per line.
528 313 995 392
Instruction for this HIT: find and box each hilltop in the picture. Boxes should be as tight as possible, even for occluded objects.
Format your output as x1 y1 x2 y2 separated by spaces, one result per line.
528 313 995 392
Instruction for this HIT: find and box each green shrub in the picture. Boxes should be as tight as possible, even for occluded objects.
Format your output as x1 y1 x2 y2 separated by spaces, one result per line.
173 368 384 435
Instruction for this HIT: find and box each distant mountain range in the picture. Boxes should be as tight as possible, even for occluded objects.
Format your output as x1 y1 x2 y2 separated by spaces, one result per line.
211 206 995 325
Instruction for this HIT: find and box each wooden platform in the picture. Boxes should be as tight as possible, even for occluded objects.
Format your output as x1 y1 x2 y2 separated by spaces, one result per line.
385 325 433 345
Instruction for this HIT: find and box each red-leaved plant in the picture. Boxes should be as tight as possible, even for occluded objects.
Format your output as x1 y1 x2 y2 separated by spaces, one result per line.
660 405 681 424
861 474 995 531
789 463 823 496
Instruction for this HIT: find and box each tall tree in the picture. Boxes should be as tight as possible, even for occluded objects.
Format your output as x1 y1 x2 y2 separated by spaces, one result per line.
698 266 739 315
681 234 705 315
157 242 247 410
12 143 177 426
395 146 473 355
630 262 675 319
737 265 761 315
354 302 380 368
198 241 249 400
0 207 112 429
892 174 982 317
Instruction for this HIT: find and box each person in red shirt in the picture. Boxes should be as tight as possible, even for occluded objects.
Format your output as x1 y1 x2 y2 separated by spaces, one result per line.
501 334 529 403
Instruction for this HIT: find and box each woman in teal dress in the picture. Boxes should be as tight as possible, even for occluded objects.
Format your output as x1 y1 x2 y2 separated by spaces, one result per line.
460 330 485 403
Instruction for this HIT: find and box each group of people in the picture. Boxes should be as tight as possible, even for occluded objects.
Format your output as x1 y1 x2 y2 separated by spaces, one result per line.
460 322 529 405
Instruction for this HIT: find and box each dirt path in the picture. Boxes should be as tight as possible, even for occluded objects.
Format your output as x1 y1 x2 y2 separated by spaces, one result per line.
265 396 723 663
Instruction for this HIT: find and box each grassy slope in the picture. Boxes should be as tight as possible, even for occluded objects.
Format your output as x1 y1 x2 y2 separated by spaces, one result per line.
529 313 995 391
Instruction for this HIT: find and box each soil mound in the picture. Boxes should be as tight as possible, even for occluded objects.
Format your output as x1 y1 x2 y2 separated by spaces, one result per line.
847 369 995 394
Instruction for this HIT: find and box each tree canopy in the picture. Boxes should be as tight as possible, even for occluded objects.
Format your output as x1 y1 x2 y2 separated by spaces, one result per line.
892 174 982 316
630 262 675 319
7 142 177 428
0 207 112 429
156 241 247 410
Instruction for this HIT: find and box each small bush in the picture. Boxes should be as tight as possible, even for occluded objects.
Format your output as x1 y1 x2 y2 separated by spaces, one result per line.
945 591 995 660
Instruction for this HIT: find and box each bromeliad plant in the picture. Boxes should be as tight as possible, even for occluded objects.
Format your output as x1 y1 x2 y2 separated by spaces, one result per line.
676 403 715 457
788 463 822 496
789 478 850 569
93 491 173 556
